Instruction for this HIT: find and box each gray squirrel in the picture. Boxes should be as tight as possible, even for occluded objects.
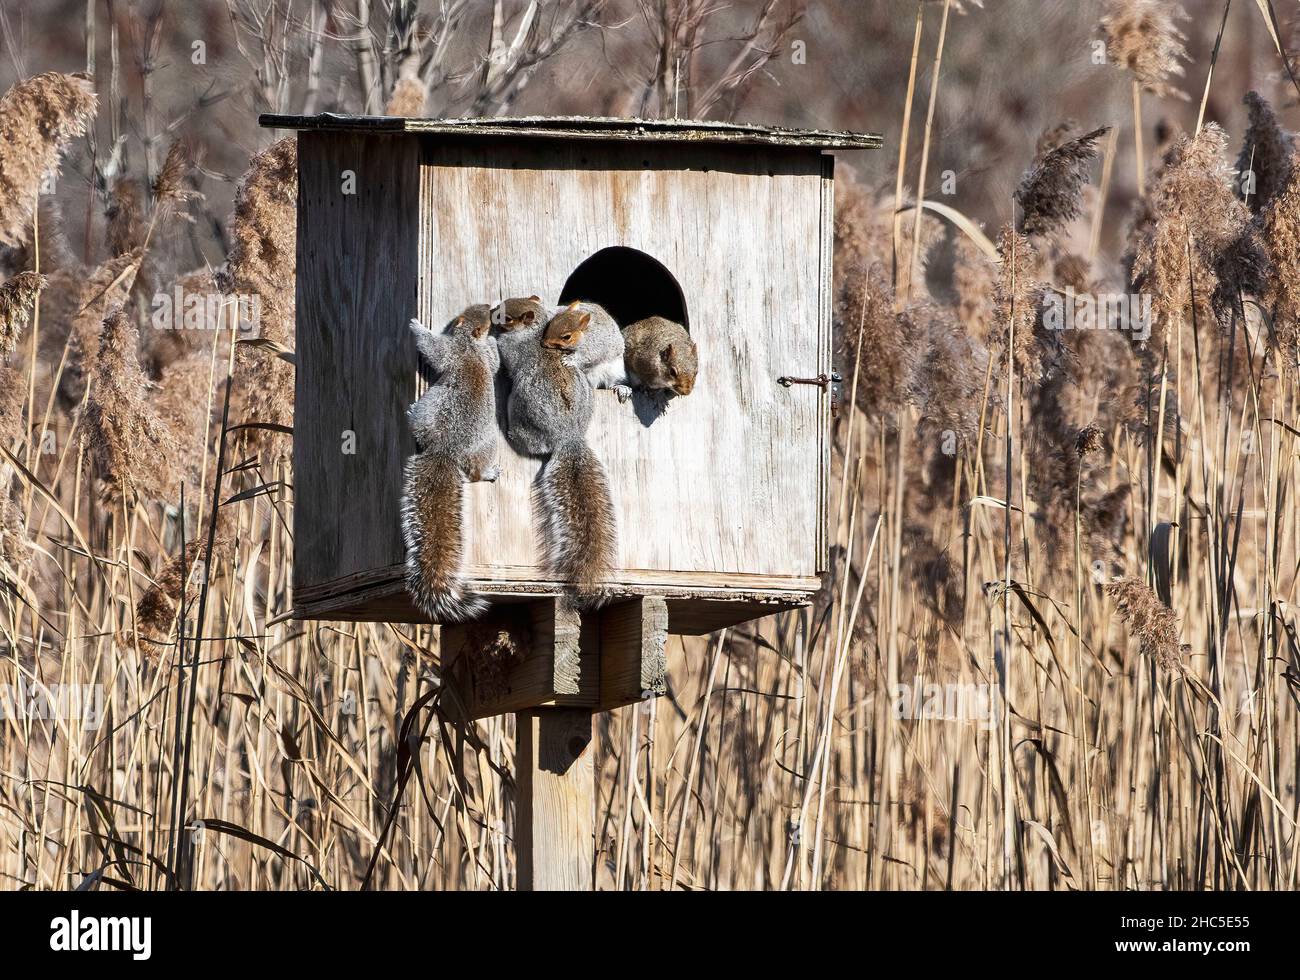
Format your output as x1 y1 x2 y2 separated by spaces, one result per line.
542 300 633 402
492 295 617 601
623 316 698 396
400 305 499 622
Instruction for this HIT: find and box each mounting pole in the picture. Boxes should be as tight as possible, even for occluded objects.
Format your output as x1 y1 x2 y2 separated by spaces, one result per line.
441 596 666 889
515 708 595 891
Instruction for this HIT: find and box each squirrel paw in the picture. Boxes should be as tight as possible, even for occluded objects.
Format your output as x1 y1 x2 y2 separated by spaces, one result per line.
479 466 500 483
613 384 634 404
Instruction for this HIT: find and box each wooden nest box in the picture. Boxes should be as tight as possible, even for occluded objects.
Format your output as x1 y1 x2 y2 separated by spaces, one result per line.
263 113 879 887
263 112 879 643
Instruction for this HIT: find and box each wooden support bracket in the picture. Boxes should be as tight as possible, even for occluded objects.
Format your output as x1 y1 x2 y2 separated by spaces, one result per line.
599 596 669 711
441 595 669 720
441 598 598 722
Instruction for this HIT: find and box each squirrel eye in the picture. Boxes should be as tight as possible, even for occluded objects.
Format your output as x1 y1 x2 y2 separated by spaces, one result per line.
562 333 572 342
669 366 678 378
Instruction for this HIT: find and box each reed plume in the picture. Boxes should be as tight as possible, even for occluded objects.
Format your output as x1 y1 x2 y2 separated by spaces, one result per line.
152 139 200 215
133 533 230 651
1257 148 1300 376
0 71 97 248
1099 0 1189 99
84 304 175 502
1130 124 1250 345
0 363 25 563
1236 91 1293 214
992 224 1043 379
910 300 986 445
1 197 77 277
154 348 215 487
218 138 297 442
833 176 954 420
386 78 428 117
42 248 143 403
1106 579 1185 673
219 138 297 306
1016 126 1110 238
0 270 46 361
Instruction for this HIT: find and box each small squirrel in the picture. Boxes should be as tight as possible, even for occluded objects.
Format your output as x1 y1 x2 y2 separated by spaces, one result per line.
623 316 698 397
401 306 499 622
542 300 633 402
492 295 592 456
492 295 617 600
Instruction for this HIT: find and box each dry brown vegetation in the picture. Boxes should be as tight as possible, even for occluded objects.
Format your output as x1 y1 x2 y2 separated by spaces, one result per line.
2 0 1300 891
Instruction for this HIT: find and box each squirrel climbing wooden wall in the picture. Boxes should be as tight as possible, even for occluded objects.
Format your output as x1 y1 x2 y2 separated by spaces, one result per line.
268 114 880 634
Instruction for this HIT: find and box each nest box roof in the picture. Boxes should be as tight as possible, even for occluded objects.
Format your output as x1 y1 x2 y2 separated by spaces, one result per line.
258 112 881 150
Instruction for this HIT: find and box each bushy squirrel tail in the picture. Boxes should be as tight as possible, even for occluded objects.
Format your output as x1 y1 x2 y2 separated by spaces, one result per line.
535 437 617 603
401 449 487 623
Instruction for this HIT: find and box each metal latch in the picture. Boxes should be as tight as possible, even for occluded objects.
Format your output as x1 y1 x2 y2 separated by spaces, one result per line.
777 371 841 389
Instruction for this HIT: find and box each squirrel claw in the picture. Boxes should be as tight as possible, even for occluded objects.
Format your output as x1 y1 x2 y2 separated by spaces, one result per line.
480 466 500 483
613 384 634 404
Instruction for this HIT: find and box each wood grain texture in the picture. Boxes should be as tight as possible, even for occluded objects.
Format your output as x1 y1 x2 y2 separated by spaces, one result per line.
516 708 595 891
599 596 668 710
296 562 822 600
293 592 804 636
416 136 828 584
293 132 420 593
817 154 835 574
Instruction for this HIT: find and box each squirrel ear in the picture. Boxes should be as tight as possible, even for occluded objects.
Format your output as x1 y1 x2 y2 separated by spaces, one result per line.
661 343 674 363
529 294 540 302
522 310 535 324
567 300 581 311
578 313 591 329
452 315 466 328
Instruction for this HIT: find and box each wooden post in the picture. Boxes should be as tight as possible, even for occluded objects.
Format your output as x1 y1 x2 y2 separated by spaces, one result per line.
443 596 668 888
515 708 594 891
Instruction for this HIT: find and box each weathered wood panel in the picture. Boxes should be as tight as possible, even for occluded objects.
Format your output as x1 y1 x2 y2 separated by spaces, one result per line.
416 137 827 584
293 132 421 592
817 153 835 575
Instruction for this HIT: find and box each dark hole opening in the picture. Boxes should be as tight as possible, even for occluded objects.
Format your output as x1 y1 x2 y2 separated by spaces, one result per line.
557 246 689 330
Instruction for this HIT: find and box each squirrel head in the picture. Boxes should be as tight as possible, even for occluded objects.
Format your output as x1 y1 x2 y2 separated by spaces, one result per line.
541 303 591 351
450 304 492 341
661 338 698 396
491 295 545 333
